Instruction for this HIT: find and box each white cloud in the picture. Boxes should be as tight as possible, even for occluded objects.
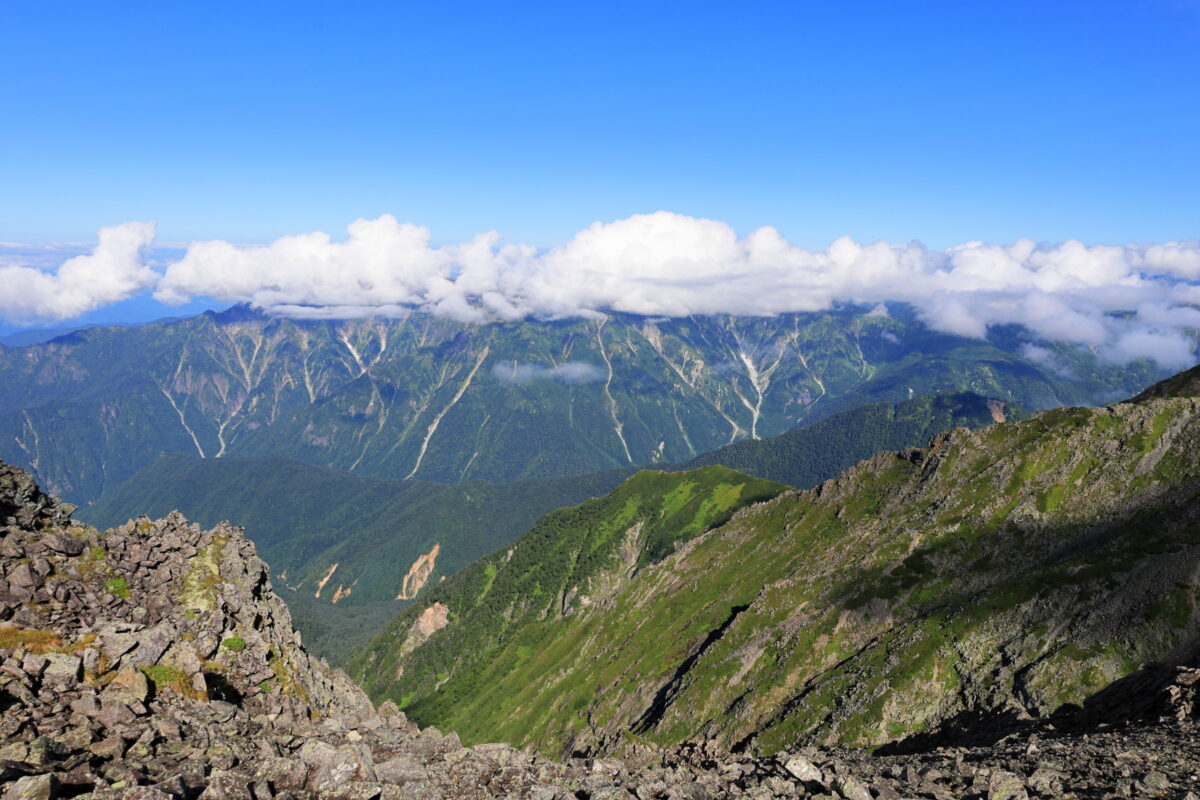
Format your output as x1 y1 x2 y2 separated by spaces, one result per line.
0 222 157 323
1019 343 1079 379
1103 329 1197 369
491 361 606 384
6 213 1200 369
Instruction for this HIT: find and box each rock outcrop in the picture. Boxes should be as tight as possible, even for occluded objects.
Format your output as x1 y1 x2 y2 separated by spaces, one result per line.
395 544 439 601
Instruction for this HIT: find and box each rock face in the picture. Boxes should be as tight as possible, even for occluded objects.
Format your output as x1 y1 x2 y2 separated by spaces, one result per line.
5 458 1200 799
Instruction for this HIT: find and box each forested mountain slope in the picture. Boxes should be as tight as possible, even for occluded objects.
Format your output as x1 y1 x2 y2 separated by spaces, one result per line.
354 365 1200 758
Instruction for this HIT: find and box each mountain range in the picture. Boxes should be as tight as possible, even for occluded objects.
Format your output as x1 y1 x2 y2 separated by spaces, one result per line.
0 303 1162 508
1 305 1199 797
5 456 1196 798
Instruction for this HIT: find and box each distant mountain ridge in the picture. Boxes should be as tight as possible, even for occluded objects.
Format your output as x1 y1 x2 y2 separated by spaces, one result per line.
0 303 1164 506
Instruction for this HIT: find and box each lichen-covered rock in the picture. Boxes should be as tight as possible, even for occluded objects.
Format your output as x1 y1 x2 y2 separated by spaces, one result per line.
0 775 54 800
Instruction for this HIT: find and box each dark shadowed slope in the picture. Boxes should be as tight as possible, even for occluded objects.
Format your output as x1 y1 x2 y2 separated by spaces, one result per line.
677 390 1020 488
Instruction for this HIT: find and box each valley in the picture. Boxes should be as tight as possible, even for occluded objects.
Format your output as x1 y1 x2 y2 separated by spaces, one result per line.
82 388 1015 660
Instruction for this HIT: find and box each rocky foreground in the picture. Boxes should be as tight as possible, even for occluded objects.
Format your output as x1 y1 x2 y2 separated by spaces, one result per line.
2 461 1199 800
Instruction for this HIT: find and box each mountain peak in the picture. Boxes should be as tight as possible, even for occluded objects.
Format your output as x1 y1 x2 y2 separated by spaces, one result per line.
203 303 269 324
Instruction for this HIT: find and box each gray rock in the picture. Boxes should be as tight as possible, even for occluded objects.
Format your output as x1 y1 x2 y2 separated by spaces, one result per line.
42 653 81 686
783 755 823 784
301 740 375 792
69 694 100 716
7 562 36 589
105 666 149 704
832 775 872 800
96 699 136 728
987 770 1027 800
128 623 174 667
20 653 46 678
120 788 173 800
665 783 707 800
42 533 85 556
1136 771 1172 795
198 773 252 800
1 774 55 800
318 783 383 800
374 755 427 786
254 756 309 791
99 632 139 663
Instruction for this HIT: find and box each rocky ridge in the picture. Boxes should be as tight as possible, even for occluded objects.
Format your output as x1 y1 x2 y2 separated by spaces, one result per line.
4 460 1200 799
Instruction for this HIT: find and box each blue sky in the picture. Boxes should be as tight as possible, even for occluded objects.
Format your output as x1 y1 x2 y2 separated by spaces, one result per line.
1 0 1199 354
2 0 1197 250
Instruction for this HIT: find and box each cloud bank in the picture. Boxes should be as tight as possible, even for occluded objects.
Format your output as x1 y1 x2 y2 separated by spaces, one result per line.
4 212 1200 367
0 222 157 324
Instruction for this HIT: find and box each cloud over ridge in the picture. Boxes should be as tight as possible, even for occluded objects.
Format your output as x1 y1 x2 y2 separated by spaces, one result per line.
492 361 606 385
4 213 1200 367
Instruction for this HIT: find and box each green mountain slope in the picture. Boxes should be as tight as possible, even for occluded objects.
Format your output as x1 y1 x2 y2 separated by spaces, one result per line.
0 304 1163 506
353 366 1200 757
351 466 788 715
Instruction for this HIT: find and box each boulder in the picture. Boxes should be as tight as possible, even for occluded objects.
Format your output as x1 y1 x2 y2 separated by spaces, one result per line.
1 774 55 800
41 653 81 687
